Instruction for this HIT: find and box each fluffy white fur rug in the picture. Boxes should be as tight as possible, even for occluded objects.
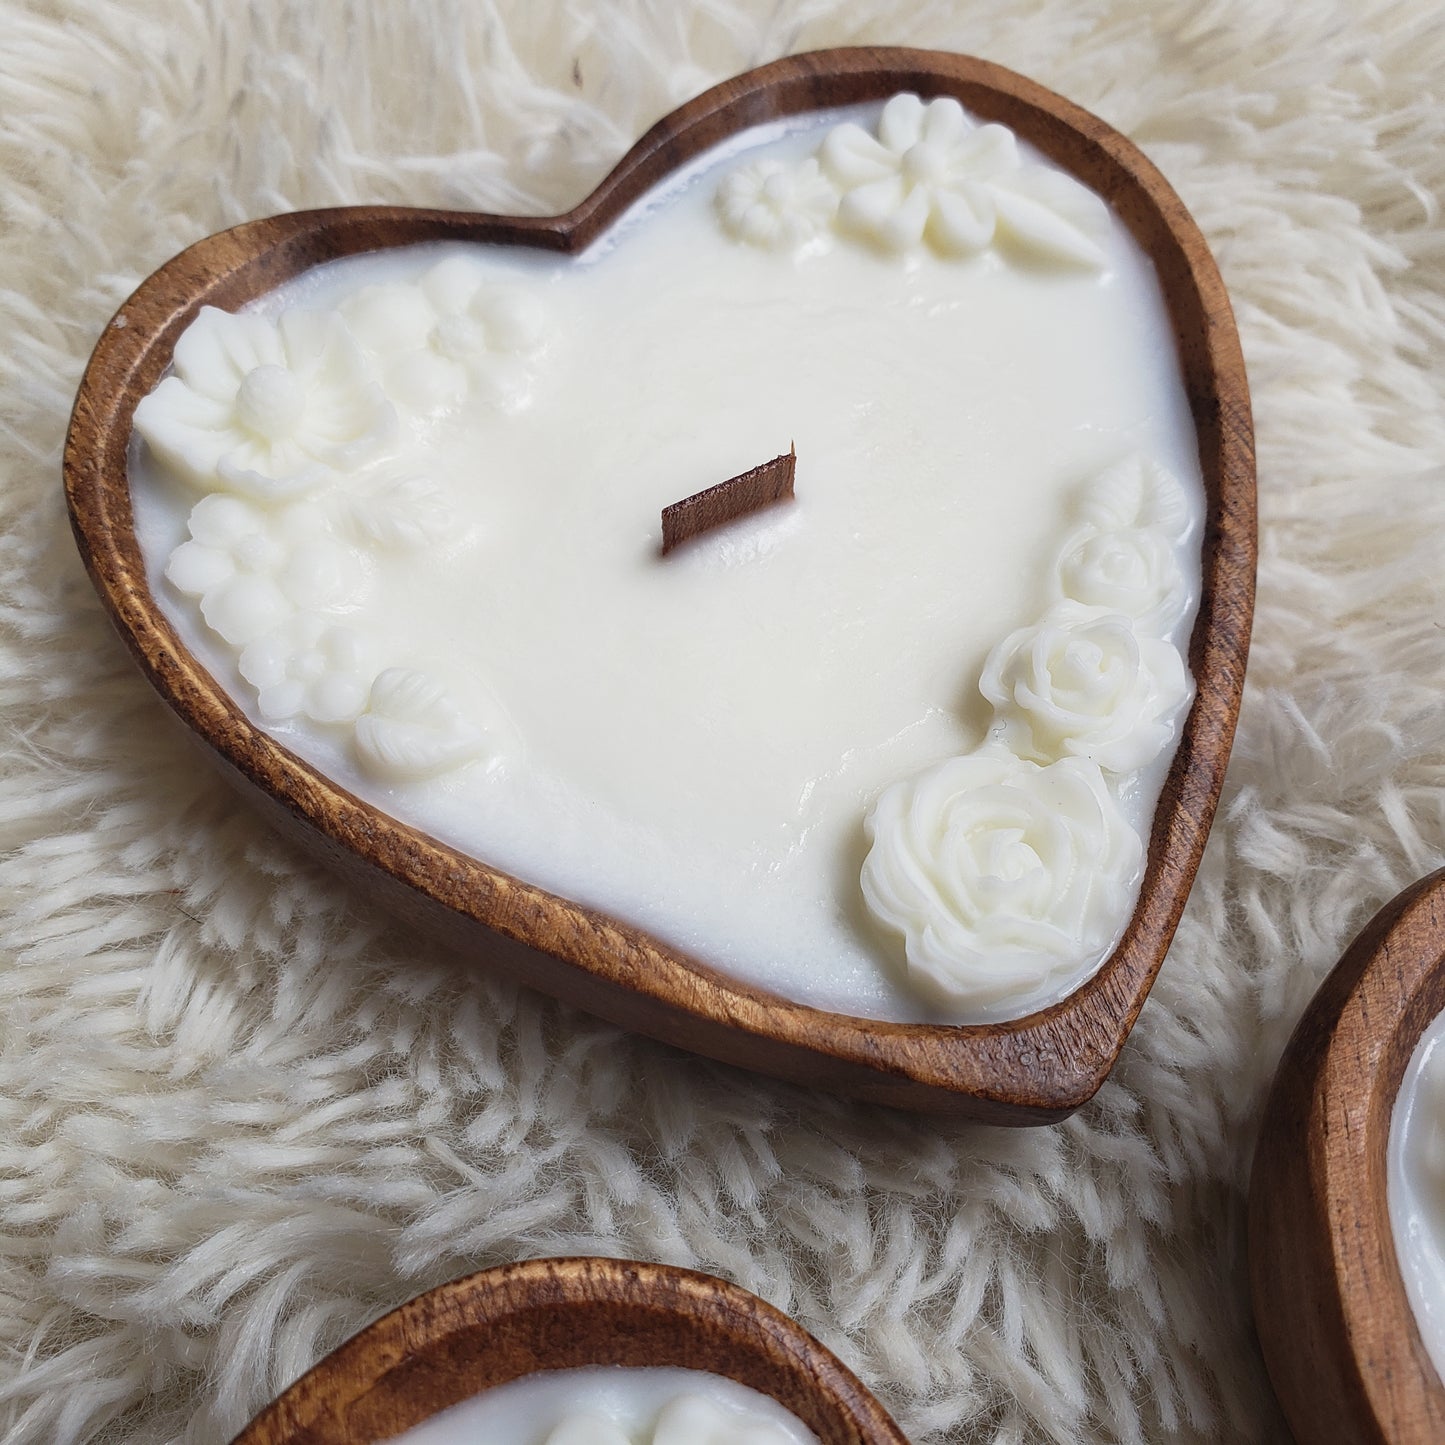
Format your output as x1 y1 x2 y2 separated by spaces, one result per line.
3 2 1444 1441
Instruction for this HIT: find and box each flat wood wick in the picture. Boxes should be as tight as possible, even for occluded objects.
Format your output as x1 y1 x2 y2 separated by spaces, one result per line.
660 444 796 555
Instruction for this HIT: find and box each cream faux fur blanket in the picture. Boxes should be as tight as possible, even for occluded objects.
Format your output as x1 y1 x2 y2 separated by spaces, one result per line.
3 2 1444 1441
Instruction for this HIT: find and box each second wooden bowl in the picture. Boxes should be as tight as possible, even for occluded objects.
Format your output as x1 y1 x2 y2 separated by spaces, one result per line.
1249 869 1445 1444
231 1256 908 1445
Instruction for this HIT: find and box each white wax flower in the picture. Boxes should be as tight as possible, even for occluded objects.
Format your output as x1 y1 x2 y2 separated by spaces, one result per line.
979 605 1190 774
861 747 1142 1013
164 495 362 647
354 667 485 780
341 257 547 413
651 1392 802 1445
238 616 372 724
133 306 397 498
543 1414 632 1445
1054 523 1188 634
715 157 838 250
1080 452 1192 538
820 91 1108 265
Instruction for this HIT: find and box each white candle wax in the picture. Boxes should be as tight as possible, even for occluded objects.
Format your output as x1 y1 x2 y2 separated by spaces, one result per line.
129 97 1204 1022
383 1365 819 1445
1388 1007 1445 1383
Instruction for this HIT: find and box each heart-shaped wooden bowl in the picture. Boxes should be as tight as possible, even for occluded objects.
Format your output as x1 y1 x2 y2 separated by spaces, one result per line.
230 1256 908 1445
1249 869 1445 1444
64 47 1254 1123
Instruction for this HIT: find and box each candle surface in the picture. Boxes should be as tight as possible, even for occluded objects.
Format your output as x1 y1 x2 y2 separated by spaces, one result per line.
1389 1007 1445 1383
383 1365 819 1445
129 98 1204 1021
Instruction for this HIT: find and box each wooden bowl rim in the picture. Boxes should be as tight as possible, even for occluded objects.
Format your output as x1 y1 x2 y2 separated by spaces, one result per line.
63 46 1255 1120
230 1255 910 1445
1249 868 1445 1443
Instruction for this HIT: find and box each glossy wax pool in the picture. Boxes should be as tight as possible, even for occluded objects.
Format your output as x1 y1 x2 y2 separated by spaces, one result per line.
129 95 1203 1023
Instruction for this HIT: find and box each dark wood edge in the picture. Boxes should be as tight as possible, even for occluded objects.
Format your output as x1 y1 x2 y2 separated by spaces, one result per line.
63 46 1255 1121
1248 869 1445 1444
230 1256 909 1445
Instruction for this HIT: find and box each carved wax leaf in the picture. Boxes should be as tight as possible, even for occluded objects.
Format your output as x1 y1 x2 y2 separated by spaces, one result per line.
346 469 454 551
1080 453 1192 538
354 668 485 781
989 167 1111 268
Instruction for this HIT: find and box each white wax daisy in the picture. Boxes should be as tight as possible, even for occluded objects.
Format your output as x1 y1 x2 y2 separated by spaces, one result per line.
133 306 396 498
820 91 1109 265
164 495 362 647
342 257 547 413
715 157 838 250
238 616 372 725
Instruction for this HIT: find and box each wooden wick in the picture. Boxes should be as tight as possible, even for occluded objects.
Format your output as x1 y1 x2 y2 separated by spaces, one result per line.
660 444 796 555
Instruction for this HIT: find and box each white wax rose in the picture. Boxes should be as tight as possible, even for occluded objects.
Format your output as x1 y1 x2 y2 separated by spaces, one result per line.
132 306 396 498
978 605 1190 773
1053 523 1188 633
819 91 1108 265
861 747 1143 1013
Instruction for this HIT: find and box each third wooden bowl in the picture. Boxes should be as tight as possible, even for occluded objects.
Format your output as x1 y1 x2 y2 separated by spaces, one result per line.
1249 869 1445 1443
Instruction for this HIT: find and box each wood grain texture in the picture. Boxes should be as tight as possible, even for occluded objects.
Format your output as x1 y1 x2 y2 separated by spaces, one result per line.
63 47 1256 1122
661 445 796 554
230 1256 910 1445
1248 869 1445 1444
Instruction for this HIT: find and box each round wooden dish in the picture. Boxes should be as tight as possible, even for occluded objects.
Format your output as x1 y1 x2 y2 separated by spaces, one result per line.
230 1256 907 1445
63 47 1255 1123
1249 869 1445 1444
